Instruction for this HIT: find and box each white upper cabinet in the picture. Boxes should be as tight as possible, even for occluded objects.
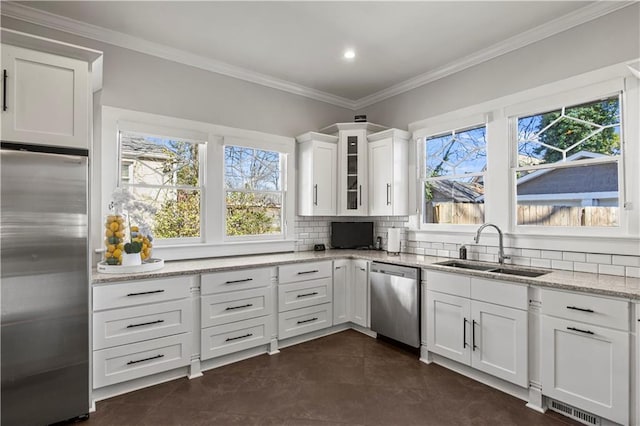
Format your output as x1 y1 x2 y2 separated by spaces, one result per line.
320 122 387 216
1 44 89 149
367 129 410 216
296 132 338 216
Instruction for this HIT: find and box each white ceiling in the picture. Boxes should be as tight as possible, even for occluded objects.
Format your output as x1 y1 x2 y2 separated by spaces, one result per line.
5 1 630 108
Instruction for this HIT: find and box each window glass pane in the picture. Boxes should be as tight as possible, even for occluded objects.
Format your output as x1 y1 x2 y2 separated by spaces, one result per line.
224 146 281 191
426 126 486 177
517 96 621 167
120 131 200 187
226 192 282 236
127 186 201 238
424 177 484 224
516 163 618 227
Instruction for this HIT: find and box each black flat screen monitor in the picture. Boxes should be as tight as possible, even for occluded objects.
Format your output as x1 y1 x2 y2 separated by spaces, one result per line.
331 222 374 249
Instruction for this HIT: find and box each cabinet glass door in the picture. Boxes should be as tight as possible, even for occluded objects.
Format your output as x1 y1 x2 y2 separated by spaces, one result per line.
346 136 359 210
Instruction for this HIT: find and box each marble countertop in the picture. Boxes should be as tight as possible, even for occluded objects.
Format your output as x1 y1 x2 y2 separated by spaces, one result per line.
92 249 640 300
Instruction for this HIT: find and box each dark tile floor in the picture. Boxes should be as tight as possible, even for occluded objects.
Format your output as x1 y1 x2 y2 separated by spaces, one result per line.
87 330 580 426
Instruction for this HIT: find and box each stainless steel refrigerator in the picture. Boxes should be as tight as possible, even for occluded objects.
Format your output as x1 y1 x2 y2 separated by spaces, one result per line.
1 142 89 425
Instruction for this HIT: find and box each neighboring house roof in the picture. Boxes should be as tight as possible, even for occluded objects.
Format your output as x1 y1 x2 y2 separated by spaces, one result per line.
428 179 484 203
121 135 170 161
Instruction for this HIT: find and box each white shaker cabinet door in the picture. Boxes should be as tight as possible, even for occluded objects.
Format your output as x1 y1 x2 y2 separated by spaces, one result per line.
312 142 337 215
332 260 349 325
470 300 528 387
426 290 471 365
1 44 88 149
368 138 393 216
351 260 369 328
541 315 629 425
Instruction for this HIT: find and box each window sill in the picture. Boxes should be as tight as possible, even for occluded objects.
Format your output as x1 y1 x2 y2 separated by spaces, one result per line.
152 239 297 261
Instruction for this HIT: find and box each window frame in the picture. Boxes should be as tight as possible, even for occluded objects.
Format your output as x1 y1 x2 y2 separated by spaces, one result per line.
100 107 296 261
417 113 490 232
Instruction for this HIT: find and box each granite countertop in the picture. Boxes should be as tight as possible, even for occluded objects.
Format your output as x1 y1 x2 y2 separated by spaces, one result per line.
92 249 640 300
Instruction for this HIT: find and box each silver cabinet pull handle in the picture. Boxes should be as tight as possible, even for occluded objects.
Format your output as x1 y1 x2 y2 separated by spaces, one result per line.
126 319 165 328
359 185 362 206
359 267 366 271
297 270 319 275
386 183 391 205
472 319 478 351
127 354 164 365
463 318 468 348
225 333 253 342
297 317 318 325
225 303 253 311
225 278 253 284
2 70 7 111
296 292 318 298
566 306 594 313
314 184 318 206
127 289 164 296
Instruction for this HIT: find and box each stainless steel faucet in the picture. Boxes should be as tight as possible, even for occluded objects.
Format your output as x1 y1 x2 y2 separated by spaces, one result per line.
474 223 511 264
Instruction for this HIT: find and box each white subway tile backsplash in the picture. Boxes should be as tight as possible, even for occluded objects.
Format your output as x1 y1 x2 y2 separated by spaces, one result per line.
504 248 522 257
486 246 499 255
521 249 541 258
530 258 552 268
626 267 640 278
587 253 612 264
562 252 586 262
443 243 457 251
612 255 640 267
551 260 573 271
509 256 531 267
573 262 598 274
425 248 438 256
541 250 563 260
479 253 497 263
431 242 444 250
436 250 450 258
598 264 625 276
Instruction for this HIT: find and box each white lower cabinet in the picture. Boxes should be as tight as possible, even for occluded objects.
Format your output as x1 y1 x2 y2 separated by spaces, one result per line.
333 260 349 325
201 316 272 360
200 267 274 361
541 289 629 425
277 261 333 340
92 277 193 389
425 271 528 387
351 259 369 328
93 333 192 388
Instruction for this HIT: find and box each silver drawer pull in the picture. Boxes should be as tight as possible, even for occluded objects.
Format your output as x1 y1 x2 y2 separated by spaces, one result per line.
297 317 318 325
359 268 366 271
297 292 318 298
297 270 319 275
126 319 165 328
225 278 253 284
225 333 253 342
127 354 164 365
225 303 254 311
566 306 594 313
567 326 594 335
127 289 165 296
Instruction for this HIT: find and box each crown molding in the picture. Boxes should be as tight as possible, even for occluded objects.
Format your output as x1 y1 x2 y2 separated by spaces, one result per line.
0 1 358 110
1 1 634 111
352 1 636 109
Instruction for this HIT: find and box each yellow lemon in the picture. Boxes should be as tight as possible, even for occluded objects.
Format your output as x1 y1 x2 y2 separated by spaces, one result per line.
107 244 115 252
104 252 112 258
114 231 124 238
112 249 122 259
116 216 124 223
105 229 113 237
109 222 119 232
131 226 139 232
117 243 124 250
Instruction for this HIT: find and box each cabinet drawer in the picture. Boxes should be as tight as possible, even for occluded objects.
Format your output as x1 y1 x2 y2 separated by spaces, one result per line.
471 278 528 310
201 287 272 328
279 261 332 284
278 303 333 340
541 289 629 331
93 277 191 311
278 278 332 312
93 333 191 388
201 267 272 295
93 299 192 350
425 271 471 298
201 316 272 361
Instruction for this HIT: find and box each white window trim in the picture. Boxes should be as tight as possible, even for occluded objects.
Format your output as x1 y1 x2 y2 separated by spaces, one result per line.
100 106 296 261
407 60 640 256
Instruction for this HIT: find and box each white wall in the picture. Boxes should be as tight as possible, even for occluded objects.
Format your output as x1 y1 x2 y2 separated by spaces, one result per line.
361 4 640 129
0 16 353 137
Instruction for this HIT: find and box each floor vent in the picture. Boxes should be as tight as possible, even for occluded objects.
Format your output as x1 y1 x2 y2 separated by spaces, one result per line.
548 400 600 426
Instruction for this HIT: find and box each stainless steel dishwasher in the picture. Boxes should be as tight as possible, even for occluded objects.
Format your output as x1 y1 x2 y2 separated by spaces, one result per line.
370 262 420 348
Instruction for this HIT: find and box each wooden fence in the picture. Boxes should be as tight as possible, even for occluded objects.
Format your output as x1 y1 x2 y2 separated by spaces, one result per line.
429 203 618 227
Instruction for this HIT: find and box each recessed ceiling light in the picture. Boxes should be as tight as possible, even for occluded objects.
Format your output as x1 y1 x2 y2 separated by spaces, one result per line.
344 49 356 60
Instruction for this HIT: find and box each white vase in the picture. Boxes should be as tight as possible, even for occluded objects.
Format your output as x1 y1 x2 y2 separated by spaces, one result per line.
121 252 142 267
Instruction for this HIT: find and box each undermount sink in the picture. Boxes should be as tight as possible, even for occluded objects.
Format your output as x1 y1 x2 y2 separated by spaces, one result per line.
434 260 549 278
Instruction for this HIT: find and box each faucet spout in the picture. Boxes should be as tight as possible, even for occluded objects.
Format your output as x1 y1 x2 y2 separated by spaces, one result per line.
474 223 510 264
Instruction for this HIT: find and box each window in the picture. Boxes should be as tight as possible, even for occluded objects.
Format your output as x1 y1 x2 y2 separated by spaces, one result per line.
423 124 487 225
514 95 621 227
118 130 203 240
224 145 284 237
